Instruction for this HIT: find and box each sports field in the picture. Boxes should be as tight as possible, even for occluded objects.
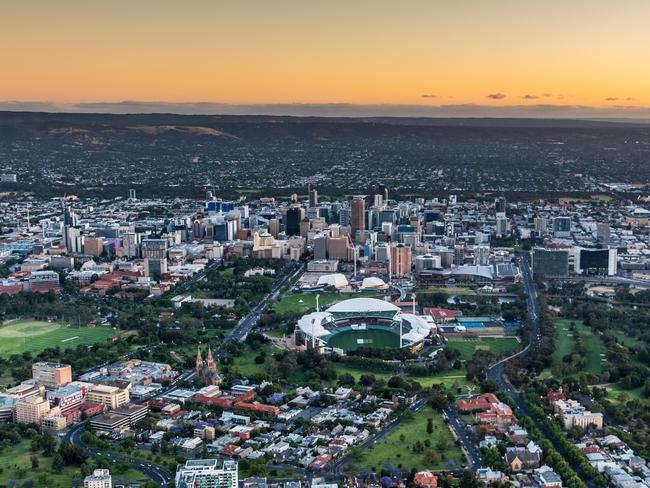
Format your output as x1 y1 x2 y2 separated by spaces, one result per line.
326 326 400 352
446 336 520 361
0 319 117 357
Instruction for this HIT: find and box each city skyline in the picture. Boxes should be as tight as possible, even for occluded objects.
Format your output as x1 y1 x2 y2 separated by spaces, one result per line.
3 0 650 117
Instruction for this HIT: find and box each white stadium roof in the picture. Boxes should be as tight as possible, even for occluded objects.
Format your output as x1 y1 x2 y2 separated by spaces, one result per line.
326 297 400 314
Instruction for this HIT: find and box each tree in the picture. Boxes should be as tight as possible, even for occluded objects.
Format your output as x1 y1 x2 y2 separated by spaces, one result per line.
429 393 449 411
30 455 39 469
338 373 355 386
426 418 434 434
51 452 64 473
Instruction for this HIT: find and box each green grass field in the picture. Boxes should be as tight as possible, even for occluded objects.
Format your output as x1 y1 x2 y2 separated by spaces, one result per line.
0 440 78 487
353 409 465 472
327 327 400 352
0 319 118 358
552 319 605 374
446 336 520 361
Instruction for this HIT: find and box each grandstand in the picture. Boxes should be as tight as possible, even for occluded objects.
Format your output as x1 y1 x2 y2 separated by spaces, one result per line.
294 297 436 354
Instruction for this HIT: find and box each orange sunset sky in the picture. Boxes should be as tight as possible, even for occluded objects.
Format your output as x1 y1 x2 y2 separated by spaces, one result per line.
2 0 649 108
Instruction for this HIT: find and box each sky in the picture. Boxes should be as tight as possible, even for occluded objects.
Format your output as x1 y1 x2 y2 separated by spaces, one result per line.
2 0 650 116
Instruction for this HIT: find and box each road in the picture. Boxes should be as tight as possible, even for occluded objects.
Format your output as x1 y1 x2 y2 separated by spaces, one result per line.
216 262 304 357
66 262 304 485
444 405 482 468
64 422 172 487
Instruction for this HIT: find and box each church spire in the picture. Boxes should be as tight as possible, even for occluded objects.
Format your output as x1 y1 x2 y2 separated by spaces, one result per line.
195 345 203 375
206 345 216 373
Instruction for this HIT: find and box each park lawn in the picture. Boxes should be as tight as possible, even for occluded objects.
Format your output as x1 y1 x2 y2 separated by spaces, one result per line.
333 364 471 391
353 409 465 472
0 319 119 358
601 382 645 403
557 319 605 374
418 287 476 296
0 440 79 487
611 330 640 349
231 345 280 377
273 292 382 315
446 337 520 361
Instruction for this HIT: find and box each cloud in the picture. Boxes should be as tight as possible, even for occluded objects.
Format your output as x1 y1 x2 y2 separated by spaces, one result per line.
626 97 634 101
522 95 539 100
421 94 437 98
486 93 507 100
605 97 619 101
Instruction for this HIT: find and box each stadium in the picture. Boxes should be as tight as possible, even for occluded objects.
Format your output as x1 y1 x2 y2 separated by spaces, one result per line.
294 297 436 354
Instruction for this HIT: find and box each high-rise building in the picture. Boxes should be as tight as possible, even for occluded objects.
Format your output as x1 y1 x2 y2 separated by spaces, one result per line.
474 245 490 266
32 362 72 388
575 247 617 276
128 188 137 200
376 184 389 202
141 239 168 259
84 469 112 488
495 213 509 238
495 196 507 214
285 207 304 236
553 217 572 237
351 196 366 237
326 236 349 260
175 459 238 488
596 223 610 244
309 188 318 207
531 248 570 278
339 208 350 227
313 234 327 261
84 237 105 257
390 243 412 278
144 258 168 280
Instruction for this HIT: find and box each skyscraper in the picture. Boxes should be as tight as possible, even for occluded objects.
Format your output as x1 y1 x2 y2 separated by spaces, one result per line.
351 196 366 237
390 243 412 278
175 459 238 488
285 206 304 236
309 188 318 207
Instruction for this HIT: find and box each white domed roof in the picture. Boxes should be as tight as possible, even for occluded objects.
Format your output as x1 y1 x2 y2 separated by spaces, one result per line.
327 297 400 313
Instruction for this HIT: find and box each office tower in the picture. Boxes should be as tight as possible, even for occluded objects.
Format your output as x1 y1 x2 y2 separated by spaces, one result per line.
373 194 383 208
415 254 442 272
575 247 617 276
285 206 304 236
474 245 490 266
453 245 465 266
533 216 547 235
83 236 105 257
329 224 341 238
326 236 350 260
299 218 311 239
175 459 238 488
313 234 327 260
206 190 214 200
377 184 389 202
309 188 318 207
553 216 572 237
495 212 508 238
339 208 351 227
495 196 506 214
390 243 412 278
531 248 570 278
128 188 137 200
351 196 366 237
144 258 168 280
141 239 168 259
84 469 112 488
32 362 72 388
290 193 298 203
268 218 280 238
596 223 610 244
121 232 140 258
375 243 390 262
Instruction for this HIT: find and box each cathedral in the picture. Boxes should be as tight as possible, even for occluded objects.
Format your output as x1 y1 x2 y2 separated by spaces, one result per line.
195 346 223 386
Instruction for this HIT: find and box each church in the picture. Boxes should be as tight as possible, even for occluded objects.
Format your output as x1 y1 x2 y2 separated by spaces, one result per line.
195 346 223 386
